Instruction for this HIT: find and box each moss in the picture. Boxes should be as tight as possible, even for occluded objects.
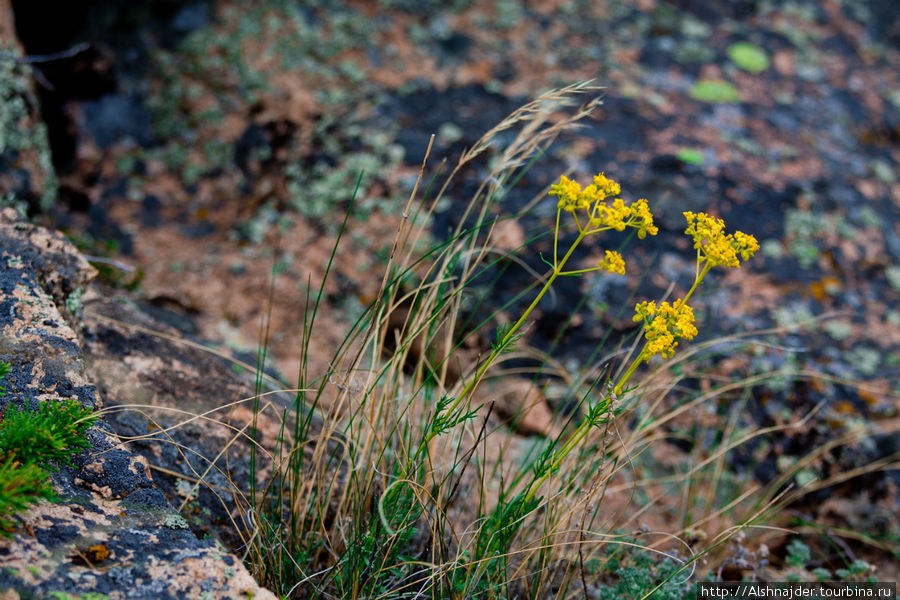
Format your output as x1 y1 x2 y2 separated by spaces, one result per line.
0 458 55 533
0 398 96 470
0 362 96 534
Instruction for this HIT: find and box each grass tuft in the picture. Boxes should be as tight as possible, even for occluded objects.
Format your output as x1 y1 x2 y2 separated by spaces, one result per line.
95 83 897 598
0 361 97 534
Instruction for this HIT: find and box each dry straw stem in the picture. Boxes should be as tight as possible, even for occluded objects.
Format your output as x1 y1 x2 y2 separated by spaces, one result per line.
342 82 604 429
285 82 616 593
307 82 767 597
97 392 298 545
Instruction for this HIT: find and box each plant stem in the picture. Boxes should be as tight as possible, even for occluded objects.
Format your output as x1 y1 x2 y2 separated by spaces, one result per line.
449 230 588 416
613 355 645 395
523 415 591 503
612 260 711 395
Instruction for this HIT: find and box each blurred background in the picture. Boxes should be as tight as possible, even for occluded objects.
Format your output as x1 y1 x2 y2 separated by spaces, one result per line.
2 0 899 580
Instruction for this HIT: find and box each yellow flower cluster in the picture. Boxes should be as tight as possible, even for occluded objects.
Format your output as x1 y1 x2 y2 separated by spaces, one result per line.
629 199 658 239
549 176 582 209
633 299 698 358
549 173 659 239
598 250 626 275
592 172 621 197
683 211 760 268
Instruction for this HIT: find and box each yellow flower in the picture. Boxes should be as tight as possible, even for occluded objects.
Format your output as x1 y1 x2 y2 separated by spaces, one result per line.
593 172 621 198
684 211 758 268
629 198 658 239
576 185 597 210
592 198 631 231
550 173 659 242
633 300 657 323
733 231 760 261
633 299 697 358
598 250 626 275
645 316 676 357
550 176 581 212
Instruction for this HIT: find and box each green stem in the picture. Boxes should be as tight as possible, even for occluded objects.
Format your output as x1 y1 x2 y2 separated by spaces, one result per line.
523 416 591 503
553 208 561 268
512 238 717 511
558 266 605 276
612 351 646 395
612 260 711 396
448 230 588 416
683 260 711 305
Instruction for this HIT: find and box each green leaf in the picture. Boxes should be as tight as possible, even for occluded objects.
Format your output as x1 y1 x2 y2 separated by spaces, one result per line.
689 80 740 103
728 42 770 73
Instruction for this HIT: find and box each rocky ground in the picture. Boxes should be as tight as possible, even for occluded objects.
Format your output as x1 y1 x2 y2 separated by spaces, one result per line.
0 209 277 599
2 0 899 592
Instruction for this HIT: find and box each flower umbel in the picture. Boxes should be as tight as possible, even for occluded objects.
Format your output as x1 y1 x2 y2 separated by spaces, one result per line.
466 171 656 410
633 299 697 359
598 250 626 276
549 173 659 240
630 198 658 239
549 176 581 211
684 211 759 268
615 213 755 395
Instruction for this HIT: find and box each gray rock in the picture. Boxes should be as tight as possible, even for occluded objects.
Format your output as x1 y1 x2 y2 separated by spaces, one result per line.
0 209 276 600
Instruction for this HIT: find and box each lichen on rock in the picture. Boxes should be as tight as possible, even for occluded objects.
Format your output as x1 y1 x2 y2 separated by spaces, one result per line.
0 6 57 214
0 210 276 599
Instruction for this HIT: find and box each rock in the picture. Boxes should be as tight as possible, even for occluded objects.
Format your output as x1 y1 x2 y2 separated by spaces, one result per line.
482 377 561 438
81 289 297 552
0 4 58 213
0 209 276 599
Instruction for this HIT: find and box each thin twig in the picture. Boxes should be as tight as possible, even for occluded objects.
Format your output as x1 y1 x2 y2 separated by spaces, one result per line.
0 42 90 64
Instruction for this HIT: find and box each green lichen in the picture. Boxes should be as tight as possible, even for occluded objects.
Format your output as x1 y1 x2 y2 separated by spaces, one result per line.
65 287 84 317
823 320 852 341
885 265 900 291
161 513 190 530
0 50 58 212
689 80 740 103
845 347 881 377
676 148 704 165
133 1 411 241
727 42 770 73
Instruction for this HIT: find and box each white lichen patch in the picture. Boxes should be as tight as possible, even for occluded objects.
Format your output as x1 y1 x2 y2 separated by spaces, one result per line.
161 514 190 530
